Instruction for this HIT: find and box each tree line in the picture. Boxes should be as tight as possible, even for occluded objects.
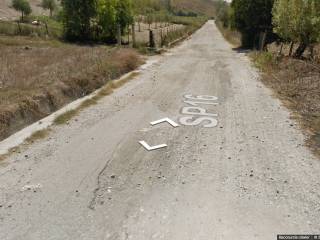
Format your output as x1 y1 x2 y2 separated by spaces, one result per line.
10 0 181 42
12 0 56 21
214 0 320 58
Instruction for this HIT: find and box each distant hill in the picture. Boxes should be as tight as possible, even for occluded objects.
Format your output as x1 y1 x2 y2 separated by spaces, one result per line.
172 0 216 17
0 0 216 21
0 0 48 20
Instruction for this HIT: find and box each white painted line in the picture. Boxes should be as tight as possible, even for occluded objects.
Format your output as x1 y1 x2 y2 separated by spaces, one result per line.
150 118 179 128
139 141 167 151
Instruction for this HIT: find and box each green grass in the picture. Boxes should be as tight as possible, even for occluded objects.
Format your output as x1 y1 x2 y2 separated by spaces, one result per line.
26 129 50 143
0 17 62 38
53 71 140 125
251 51 277 70
53 109 79 125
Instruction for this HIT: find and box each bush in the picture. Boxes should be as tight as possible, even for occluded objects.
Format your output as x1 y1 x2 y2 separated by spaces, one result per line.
230 0 274 48
251 51 277 70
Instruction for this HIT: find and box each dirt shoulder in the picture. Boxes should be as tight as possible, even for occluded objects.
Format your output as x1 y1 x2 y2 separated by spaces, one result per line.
251 50 320 156
215 22 320 157
0 36 142 141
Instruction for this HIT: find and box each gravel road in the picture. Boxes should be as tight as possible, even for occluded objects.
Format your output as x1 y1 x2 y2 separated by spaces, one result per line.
0 21 319 240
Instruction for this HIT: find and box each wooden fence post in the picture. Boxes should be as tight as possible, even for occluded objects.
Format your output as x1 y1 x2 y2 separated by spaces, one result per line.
117 24 121 46
44 22 49 35
17 22 21 34
259 31 267 51
127 26 130 44
132 23 136 47
149 30 155 48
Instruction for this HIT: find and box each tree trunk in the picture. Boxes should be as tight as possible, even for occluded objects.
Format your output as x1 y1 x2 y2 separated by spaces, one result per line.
277 43 284 58
160 28 163 47
117 24 121 46
17 22 22 34
127 26 130 44
309 45 314 60
259 31 267 51
132 23 136 47
45 22 49 35
294 42 307 58
288 42 294 56
50 9 52 17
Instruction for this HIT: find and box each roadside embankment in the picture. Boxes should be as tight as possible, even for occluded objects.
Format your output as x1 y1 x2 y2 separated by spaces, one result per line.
0 38 142 141
251 48 320 156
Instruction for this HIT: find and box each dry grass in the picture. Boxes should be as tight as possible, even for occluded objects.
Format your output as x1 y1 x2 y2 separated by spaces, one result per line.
0 36 142 140
53 110 79 125
25 129 50 143
215 21 241 47
251 51 320 156
53 71 140 125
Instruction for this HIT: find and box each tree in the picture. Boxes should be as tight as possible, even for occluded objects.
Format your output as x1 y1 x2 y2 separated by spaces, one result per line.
12 0 32 21
230 0 274 48
272 0 320 57
42 0 56 17
214 0 230 28
97 0 117 42
62 0 97 41
115 0 134 33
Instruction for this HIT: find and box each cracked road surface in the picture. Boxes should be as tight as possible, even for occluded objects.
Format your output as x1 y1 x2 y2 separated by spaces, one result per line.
0 21 320 240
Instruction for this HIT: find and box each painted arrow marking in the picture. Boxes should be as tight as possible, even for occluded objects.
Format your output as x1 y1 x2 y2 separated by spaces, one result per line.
150 118 179 128
139 141 167 151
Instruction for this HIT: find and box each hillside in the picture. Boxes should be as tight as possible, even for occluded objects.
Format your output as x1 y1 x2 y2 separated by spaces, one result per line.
0 0 49 20
0 0 216 21
172 0 216 16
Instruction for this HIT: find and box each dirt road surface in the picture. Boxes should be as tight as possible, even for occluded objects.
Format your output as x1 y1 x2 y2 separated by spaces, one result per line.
0 21 319 240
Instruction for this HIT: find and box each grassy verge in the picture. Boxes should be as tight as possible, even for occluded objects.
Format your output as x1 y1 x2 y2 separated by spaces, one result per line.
251 51 320 156
215 21 241 47
0 18 62 38
53 71 139 125
216 20 320 156
25 129 51 143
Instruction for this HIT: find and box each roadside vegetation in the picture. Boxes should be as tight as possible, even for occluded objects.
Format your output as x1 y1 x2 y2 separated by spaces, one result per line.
214 0 320 155
0 44 141 140
0 0 213 142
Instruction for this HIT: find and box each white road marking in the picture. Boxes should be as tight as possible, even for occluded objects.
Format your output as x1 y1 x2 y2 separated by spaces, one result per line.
179 116 218 128
179 94 219 128
183 100 219 106
139 141 167 151
184 94 218 101
182 107 218 117
150 118 179 128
